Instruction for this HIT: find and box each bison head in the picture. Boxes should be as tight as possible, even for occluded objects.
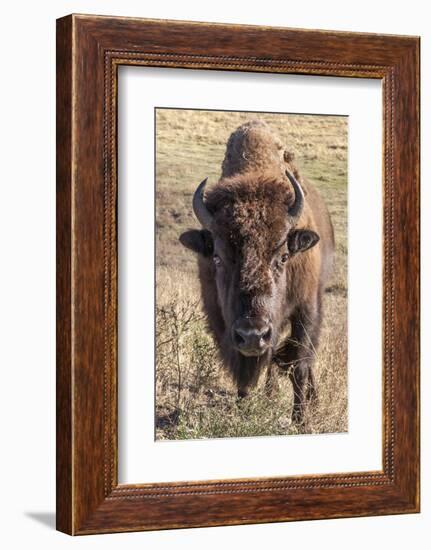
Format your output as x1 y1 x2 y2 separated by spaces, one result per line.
180 171 319 384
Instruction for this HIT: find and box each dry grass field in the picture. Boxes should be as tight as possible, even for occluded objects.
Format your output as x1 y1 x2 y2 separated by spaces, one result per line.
155 108 348 440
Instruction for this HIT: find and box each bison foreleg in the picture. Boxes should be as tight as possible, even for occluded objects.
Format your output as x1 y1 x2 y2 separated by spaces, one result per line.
264 362 280 397
275 304 321 424
236 358 261 399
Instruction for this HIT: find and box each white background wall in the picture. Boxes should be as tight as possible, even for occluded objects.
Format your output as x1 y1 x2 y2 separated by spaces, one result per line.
0 1 427 548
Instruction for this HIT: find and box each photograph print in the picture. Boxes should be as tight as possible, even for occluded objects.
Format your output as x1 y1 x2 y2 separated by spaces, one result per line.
155 108 348 441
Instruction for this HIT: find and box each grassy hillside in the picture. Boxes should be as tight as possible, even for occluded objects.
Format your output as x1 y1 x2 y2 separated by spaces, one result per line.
155 108 348 440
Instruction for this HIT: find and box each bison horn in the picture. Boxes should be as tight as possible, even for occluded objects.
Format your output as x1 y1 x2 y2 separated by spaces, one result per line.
193 178 213 229
286 170 304 219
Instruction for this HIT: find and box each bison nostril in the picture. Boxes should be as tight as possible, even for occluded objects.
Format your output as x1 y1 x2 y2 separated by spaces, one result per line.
261 327 272 342
234 330 246 346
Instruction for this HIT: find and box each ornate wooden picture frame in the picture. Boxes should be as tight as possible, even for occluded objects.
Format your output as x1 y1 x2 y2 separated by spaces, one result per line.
56 14 420 535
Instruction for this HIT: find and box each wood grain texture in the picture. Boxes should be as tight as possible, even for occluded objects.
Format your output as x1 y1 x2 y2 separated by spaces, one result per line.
56 14 420 535
56 16 73 535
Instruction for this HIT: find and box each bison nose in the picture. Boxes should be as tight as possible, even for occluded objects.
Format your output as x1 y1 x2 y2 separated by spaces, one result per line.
232 318 272 357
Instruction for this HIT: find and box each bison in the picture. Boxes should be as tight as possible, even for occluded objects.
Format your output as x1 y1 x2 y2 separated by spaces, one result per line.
179 120 334 423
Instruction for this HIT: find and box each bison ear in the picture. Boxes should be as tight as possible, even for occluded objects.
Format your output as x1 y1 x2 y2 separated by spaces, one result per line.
179 229 214 257
288 229 319 255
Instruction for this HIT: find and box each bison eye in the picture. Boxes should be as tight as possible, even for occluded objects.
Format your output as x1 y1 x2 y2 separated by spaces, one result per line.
213 254 222 267
281 253 289 263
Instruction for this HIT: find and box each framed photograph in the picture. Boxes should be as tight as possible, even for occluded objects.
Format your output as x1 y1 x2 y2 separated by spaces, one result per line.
56 14 420 534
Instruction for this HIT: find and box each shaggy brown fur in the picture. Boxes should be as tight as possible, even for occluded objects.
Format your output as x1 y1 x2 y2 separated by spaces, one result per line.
206 175 295 294
180 120 335 423
221 120 300 179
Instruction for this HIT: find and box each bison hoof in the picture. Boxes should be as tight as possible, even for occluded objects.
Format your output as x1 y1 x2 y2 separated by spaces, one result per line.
291 407 304 425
